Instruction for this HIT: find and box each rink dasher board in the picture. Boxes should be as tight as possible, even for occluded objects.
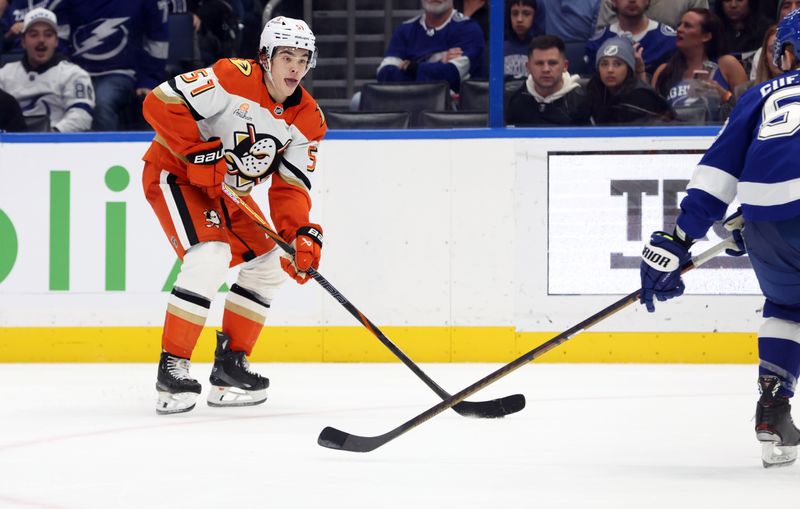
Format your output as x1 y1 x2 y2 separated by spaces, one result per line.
0 130 762 362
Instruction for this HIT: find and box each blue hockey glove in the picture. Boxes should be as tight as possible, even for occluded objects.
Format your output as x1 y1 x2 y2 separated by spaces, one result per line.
722 208 746 256
640 231 692 313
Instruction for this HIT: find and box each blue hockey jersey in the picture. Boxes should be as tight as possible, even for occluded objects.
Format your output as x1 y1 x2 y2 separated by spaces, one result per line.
585 20 676 76
678 71 800 239
377 10 484 92
59 0 169 90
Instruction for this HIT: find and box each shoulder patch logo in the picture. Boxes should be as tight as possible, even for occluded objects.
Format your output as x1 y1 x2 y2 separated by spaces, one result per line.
233 102 253 121
228 58 253 76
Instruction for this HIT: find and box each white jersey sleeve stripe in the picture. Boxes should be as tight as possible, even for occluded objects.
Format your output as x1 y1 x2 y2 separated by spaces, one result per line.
737 177 800 207
686 164 738 204
377 56 404 74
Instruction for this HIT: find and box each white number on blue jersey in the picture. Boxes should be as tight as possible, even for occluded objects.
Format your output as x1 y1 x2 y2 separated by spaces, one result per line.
758 85 800 140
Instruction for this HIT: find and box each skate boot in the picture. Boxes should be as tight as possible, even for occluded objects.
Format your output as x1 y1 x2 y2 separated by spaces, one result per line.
756 375 800 468
156 352 202 415
207 331 269 407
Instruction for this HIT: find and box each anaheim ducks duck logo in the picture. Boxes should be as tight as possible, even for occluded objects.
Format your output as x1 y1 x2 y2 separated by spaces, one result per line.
226 123 290 181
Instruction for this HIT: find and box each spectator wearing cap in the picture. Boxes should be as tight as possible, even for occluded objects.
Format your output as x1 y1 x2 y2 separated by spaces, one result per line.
587 36 673 123
1 0 68 55
0 8 94 131
586 0 677 78
505 34 591 125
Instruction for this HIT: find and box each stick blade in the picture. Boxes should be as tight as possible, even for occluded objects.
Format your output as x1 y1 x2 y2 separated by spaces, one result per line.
453 394 526 418
318 426 389 453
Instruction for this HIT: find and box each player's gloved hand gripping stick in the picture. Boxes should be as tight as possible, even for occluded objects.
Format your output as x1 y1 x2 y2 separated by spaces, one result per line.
315 235 738 452
220 182 526 419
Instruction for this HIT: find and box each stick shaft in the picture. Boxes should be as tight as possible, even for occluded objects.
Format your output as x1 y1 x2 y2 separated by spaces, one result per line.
320 236 737 451
220 183 523 417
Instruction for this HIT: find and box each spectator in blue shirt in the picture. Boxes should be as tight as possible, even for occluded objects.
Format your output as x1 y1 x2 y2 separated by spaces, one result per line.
61 0 169 131
377 0 485 92
533 0 602 42
505 0 540 78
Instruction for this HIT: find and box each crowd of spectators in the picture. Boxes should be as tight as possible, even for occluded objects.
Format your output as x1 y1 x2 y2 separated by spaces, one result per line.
376 0 795 126
0 0 797 131
0 0 274 132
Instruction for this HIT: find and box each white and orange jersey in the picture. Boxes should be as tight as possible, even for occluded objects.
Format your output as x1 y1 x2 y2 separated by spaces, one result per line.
142 57 326 237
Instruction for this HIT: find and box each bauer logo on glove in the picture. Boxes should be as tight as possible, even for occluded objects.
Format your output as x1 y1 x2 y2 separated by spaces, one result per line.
280 224 323 284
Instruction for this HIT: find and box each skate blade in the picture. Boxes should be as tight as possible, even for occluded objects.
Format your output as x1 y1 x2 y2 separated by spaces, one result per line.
761 442 798 468
207 386 268 407
156 391 199 415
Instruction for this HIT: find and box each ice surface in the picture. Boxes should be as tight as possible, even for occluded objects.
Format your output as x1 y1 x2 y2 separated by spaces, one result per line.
0 363 796 508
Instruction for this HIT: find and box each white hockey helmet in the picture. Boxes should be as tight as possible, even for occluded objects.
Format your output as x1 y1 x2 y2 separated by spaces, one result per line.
259 16 317 76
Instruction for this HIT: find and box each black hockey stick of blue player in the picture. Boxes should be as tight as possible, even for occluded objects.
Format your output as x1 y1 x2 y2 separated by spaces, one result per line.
317 236 738 452
221 183 525 419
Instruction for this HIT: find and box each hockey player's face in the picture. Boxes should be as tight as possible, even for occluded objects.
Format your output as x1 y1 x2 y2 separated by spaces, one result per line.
21 23 57 68
268 47 310 100
598 57 628 89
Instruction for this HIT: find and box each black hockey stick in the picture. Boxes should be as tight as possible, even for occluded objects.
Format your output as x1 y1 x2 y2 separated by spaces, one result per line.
318 236 738 452
221 183 525 418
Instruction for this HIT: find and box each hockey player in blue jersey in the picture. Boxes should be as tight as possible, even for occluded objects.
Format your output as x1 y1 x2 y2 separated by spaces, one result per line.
376 0 484 92
639 8 800 468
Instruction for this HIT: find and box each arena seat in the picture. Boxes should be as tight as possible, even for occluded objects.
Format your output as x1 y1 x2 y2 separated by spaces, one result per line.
458 79 527 112
326 111 410 129
23 115 51 132
416 110 488 128
359 81 450 126
459 79 489 111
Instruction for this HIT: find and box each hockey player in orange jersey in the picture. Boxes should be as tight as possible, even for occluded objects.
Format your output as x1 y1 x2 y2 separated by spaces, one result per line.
141 17 327 414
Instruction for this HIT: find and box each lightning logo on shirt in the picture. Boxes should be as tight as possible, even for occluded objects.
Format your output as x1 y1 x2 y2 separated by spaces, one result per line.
72 17 129 60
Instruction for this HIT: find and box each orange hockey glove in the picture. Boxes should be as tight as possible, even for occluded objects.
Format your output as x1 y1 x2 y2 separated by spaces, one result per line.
185 138 229 198
280 224 323 284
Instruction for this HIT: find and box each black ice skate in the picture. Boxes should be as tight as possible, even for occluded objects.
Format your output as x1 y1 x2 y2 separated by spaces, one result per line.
756 375 800 468
207 331 269 407
156 352 202 415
